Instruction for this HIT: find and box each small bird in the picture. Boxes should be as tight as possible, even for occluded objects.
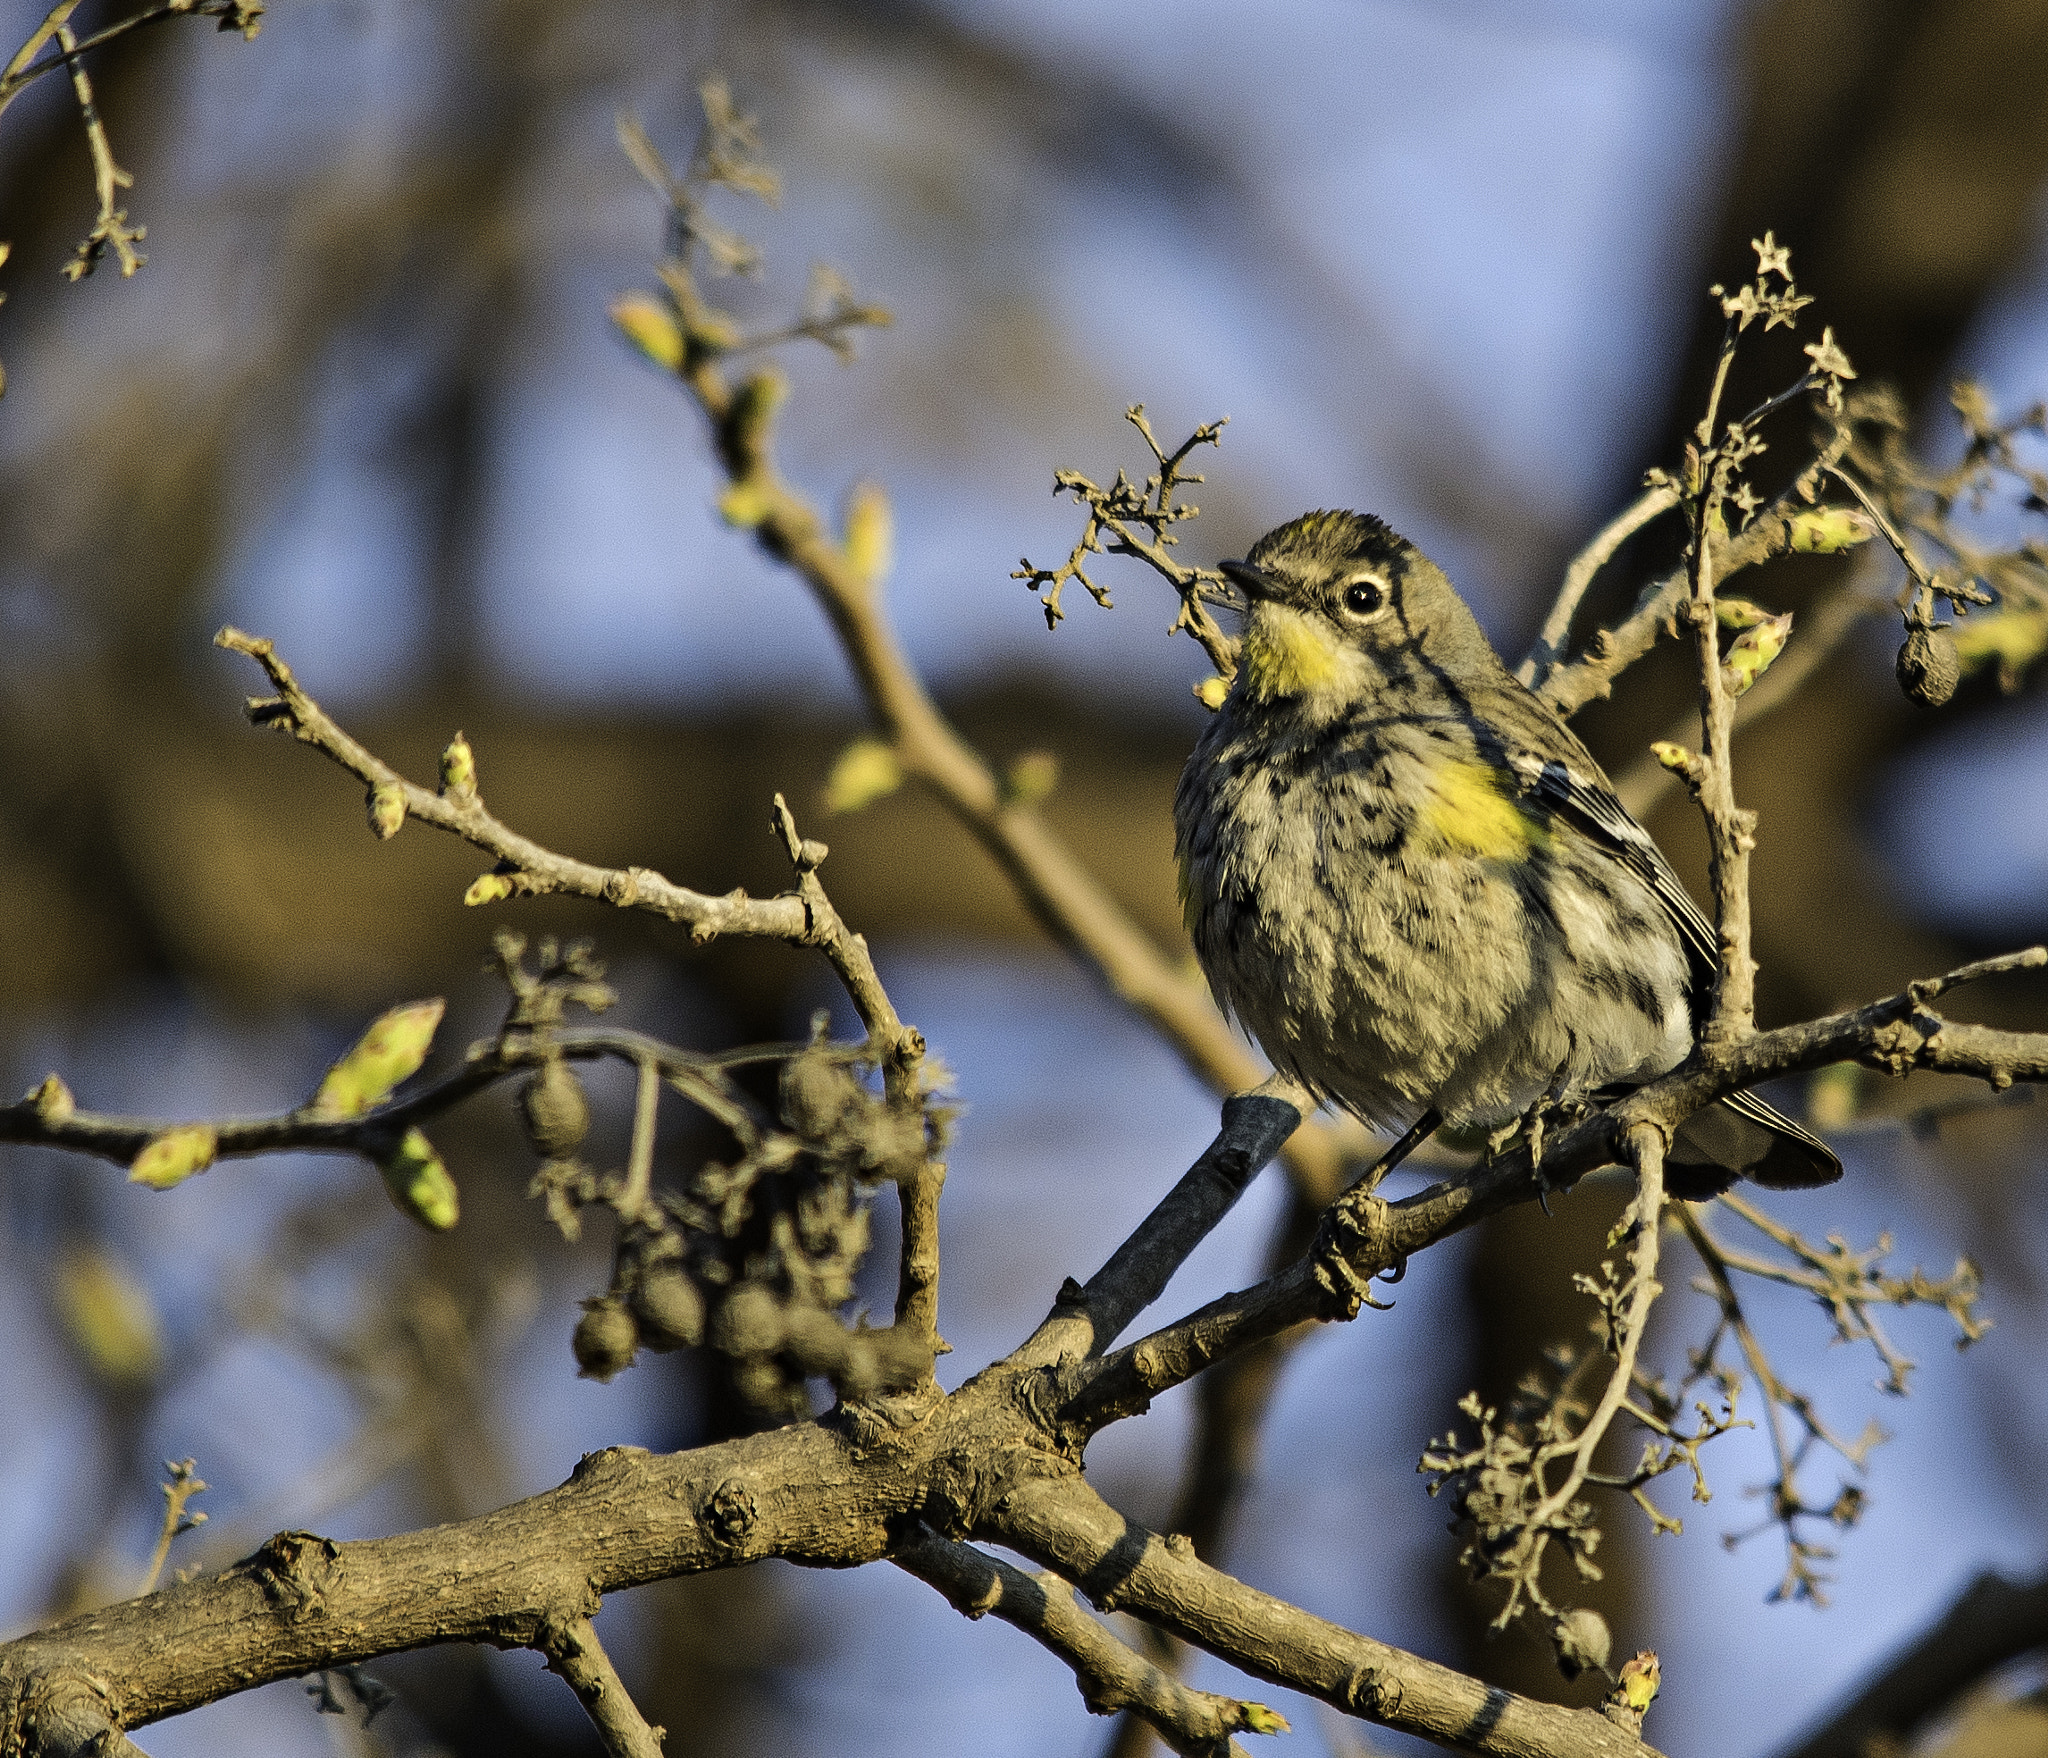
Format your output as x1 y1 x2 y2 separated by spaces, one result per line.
1174 509 1839 1199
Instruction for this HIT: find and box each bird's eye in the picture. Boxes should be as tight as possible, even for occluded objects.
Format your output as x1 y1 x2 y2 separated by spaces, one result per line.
1343 579 1386 616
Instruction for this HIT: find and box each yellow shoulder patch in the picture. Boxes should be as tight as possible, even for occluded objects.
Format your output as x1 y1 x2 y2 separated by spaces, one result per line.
1242 607 1341 700
1419 757 1547 859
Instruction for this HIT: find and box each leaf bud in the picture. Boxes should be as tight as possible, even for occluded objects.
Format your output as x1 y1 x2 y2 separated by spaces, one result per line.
1720 610 1793 697
1001 750 1059 807
465 871 516 907
309 999 445 1119
439 732 477 800
823 738 903 814
366 781 406 840
1896 625 1960 707
842 480 893 585
129 1123 219 1190
377 1128 459 1230
27 1073 75 1123
1194 674 1230 711
573 1296 638 1381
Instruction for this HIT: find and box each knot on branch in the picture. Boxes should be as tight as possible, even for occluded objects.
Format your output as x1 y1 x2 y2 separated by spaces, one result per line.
21 1671 140 1758
240 1530 343 1621
1342 1662 1404 1721
1870 1015 1935 1076
704 1479 759 1549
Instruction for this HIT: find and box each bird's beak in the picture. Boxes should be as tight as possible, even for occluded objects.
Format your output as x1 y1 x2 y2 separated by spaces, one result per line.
1219 559 1279 601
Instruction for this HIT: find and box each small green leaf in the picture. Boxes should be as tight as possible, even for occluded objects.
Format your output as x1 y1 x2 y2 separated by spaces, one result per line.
378 1129 459 1230
1193 673 1231 711
823 738 903 814
1002 750 1059 807
609 291 685 372
54 1245 163 1386
718 477 775 529
129 1124 218 1190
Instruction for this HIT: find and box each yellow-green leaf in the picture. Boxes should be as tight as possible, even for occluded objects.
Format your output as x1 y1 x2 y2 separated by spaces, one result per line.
609 291 685 372
1787 505 1873 554
129 1124 218 1190
379 1129 460 1230
842 481 893 584
309 999 446 1120
54 1245 162 1387
823 738 903 814
1806 1062 1862 1132
1952 607 2048 687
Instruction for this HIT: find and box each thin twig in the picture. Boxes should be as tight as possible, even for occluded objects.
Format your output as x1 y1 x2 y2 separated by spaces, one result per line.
136 1460 207 1595
892 1526 1278 1757
538 1615 665 1758
1518 482 1681 688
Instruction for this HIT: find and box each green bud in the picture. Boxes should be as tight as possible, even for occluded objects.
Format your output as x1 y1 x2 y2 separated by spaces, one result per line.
1713 597 1771 630
378 1128 459 1230
1193 674 1231 711
573 1297 638 1381
54 1246 163 1387
1649 740 1695 775
609 291 686 372
366 781 406 840
1721 610 1793 697
465 871 515 907
823 738 903 814
1610 1650 1661 1717
1786 505 1873 554
309 999 445 1119
1237 1703 1290 1736
685 307 744 354
439 732 477 799
1806 1062 1862 1132
1002 751 1059 807
129 1124 218 1190
27 1073 75 1123
842 481 893 584
717 477 775 529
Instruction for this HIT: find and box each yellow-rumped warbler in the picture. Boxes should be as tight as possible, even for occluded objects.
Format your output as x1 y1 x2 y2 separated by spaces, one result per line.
1174 509 1839 1198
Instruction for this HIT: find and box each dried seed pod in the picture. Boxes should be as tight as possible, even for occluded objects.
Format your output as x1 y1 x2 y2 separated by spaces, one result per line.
1551 1607 1612 1682
519 1059 591 1158
1897 626 1960 707
631 1264 705 1351
572 1297 637 1381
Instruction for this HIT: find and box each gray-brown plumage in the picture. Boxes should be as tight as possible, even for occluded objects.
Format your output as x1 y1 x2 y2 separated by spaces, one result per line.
1174 509 1839 1198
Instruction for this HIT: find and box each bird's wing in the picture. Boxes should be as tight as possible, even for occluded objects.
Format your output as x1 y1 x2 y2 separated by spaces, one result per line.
1501 743 1839 1186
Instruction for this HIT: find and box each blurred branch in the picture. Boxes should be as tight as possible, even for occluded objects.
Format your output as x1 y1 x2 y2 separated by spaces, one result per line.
1771 1568 2048 1758
892 1525 1280 1758
1518 482 1681 690
619 100 1358 1212
136 1461 207 1597
0 0 264 279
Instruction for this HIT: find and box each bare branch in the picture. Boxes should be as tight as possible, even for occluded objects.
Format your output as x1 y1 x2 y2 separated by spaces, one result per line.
893 1526 1280 1757
1518 482 1681 689
538 1616 666 1758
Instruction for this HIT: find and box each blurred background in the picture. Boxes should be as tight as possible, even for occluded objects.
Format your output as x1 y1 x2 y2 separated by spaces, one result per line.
2 1 2047 1754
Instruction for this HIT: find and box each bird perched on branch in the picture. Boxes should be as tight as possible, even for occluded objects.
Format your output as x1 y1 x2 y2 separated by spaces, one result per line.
1174 509 1839 1198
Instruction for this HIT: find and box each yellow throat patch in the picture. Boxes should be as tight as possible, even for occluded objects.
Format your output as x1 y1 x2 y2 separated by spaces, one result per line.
1419 757 1547 859
1242 606 1342 700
